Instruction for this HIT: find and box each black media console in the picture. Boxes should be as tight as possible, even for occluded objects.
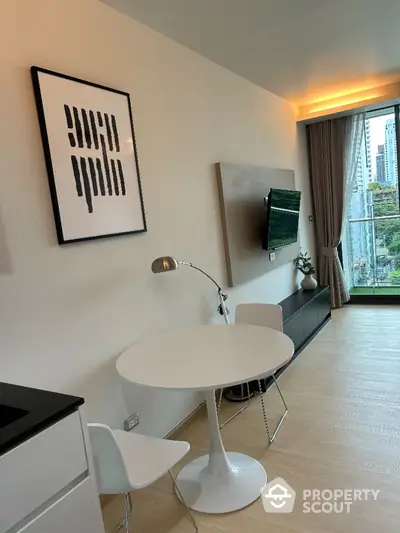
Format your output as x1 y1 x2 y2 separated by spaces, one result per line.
226 286 331 400
281 285 331 355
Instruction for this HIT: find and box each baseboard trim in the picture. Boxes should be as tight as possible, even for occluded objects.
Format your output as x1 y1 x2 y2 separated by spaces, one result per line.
163 400 207 439
99 400 207 509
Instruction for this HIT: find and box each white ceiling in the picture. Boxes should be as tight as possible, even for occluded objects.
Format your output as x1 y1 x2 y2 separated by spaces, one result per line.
102 0 400 106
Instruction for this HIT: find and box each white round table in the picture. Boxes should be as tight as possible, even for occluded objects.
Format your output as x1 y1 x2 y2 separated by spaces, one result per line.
116 324 294 514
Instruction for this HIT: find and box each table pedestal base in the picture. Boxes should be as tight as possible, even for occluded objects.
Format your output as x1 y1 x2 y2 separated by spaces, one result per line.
175 452 267 514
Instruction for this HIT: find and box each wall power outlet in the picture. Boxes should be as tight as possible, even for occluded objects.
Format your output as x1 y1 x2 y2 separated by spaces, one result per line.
124 412 139 431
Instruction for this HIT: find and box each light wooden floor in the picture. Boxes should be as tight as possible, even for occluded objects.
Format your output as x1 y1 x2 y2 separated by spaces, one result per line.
102 306 400 532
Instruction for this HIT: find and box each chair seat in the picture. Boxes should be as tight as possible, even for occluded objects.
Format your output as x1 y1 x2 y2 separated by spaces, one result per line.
112 430 190 490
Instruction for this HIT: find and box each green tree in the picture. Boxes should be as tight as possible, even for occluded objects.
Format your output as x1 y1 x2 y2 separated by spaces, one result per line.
388 235 400 255
389 270 400 285
374 199 398 217
375 219 400 247
367 182 382 190
373 195 400 247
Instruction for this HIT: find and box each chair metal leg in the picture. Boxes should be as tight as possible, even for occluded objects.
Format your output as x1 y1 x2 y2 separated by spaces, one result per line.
113 516 126 533
125 493 132 533
169 471 199 533
258 379 272 442
217 374 288 441
217 382 252 429
258 374 288 444
113 492 132 533
273 374 288 411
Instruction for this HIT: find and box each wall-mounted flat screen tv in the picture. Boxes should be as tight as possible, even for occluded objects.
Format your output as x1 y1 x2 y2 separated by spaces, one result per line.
262 188 301 251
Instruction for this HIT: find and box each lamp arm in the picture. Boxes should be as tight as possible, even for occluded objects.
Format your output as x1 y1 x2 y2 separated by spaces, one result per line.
178 261 229 320
179 262 222 291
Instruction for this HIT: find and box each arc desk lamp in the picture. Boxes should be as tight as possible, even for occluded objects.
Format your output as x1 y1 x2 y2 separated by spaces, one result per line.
151 257 230 323
150 256 253 428
151 256 286 441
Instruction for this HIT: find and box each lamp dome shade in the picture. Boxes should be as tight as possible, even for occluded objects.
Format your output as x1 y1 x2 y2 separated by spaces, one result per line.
151 256 179 273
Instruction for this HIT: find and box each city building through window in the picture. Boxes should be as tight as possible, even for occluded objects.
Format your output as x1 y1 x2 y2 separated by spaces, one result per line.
344 106 400 295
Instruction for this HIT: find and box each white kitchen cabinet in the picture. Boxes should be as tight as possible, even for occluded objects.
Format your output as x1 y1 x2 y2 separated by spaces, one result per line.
0 412 87 532
0 407 104 533
16 478 104 533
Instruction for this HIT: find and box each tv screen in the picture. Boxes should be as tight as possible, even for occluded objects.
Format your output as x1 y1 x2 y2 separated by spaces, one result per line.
262 188 301 251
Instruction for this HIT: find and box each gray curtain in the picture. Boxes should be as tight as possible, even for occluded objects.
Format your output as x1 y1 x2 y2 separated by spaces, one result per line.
307 117 354 308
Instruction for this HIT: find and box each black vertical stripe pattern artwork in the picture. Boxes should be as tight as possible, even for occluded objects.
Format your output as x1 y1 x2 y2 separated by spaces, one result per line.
72 107 84 148
64 105 73 128
80 157 93 213
104 114 113 151
71 155 83 197
111 115 120 152
110 159 119 196
117 159 126 196
100 133 112 196
89 111 99 149
81 109 92 149
66 107 127 213
96 158 106 196
88 158 98 196
64 105 76 148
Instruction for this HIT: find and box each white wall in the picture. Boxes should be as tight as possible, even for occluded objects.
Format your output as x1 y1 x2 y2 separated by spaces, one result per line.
0 0 315 436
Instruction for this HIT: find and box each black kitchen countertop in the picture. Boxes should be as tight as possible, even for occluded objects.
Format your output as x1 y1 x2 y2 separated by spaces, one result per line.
0 382 84 456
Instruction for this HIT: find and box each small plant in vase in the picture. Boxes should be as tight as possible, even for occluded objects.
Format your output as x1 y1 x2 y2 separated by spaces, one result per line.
294 252 317 290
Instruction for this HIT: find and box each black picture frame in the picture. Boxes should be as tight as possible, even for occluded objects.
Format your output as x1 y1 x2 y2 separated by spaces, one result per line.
31 66 147 244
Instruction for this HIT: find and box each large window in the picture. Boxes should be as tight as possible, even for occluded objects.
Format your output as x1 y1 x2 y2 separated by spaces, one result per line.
345 106 400 295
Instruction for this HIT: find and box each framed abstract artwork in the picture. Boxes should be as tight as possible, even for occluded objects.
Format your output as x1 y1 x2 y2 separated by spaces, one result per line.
31 66 147 244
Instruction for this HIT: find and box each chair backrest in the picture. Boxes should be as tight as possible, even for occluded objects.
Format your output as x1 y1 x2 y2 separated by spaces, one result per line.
235 303 283 332
88 423 131 494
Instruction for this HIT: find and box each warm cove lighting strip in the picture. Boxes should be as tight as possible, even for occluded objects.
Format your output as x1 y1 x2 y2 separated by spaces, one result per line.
297 82 400 123
307 93 380 114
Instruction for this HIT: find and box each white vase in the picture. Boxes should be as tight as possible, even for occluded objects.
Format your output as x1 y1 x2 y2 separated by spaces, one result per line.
301 274 317 290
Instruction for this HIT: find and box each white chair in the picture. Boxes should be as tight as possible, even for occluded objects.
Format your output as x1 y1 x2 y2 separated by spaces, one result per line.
218 303 289 443
88 424 198 533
